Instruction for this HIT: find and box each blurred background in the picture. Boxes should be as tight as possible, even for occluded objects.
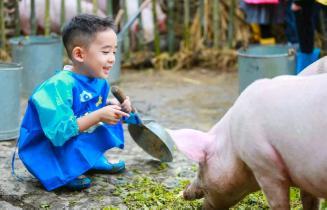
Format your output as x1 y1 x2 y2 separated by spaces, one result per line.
0 0 326 72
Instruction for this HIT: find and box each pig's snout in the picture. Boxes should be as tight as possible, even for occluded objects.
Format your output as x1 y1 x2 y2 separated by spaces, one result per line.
183 183 204 200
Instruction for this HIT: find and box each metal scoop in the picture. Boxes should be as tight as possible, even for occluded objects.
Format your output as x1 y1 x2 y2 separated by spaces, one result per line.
111 86 174 162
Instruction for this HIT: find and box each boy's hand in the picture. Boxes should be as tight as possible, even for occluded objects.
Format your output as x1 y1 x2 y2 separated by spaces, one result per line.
99 105 129 125
107 97 132 113
121 96 132 113
106 98 120 106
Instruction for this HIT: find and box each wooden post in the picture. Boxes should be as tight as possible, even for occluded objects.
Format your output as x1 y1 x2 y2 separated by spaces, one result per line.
183 0 190 49
14 0 21 36
93 0 98 15
60 0 66 30
199 0 204 38
152 0 160 55
44 0 50 36
167 0 174 55
227 0 235 48
106 0 113 16
123 0 130 59
213 0 220 49
137 0 144 51
30 0 36 35
204 0 209 44
0 0 5 49
77 0 82 14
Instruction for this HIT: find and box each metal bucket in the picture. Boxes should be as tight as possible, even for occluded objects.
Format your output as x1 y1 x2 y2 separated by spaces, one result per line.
237 45 295 93
0 63 22 140
9 35 63 97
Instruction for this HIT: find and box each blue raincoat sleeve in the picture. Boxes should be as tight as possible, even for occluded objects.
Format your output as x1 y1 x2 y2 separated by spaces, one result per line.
31 76 79 147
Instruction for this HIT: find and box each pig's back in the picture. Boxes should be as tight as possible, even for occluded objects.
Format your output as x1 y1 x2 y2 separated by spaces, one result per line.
230 73 327 197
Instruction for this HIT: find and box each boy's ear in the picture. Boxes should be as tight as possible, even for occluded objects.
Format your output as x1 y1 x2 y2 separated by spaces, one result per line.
71 46 85 62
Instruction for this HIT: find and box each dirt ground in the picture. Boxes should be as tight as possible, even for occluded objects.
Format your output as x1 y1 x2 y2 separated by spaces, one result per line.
0 68 239 209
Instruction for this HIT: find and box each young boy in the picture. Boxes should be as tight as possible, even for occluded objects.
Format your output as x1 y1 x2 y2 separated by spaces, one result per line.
17 14 133 191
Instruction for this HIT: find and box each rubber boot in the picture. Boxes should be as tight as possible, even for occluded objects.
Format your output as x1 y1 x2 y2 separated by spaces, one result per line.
250 24 261 42
296 48 320 74
91 155 125 174
259 37 276 45
65 175 92 190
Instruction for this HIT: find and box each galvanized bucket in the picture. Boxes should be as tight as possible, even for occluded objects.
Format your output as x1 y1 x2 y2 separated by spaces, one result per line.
0 63 22 141
9 35 63 97
237 45 296 93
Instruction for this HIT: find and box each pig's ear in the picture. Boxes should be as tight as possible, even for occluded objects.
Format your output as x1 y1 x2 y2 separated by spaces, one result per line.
167 129 214 163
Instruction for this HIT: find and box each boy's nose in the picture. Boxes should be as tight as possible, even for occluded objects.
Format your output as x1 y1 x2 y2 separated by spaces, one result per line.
108 55 115 64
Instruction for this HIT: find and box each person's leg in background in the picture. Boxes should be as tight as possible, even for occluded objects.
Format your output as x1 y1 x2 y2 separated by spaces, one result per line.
259 24 276 44
285 0 298 46
250 23 261 43
293 1 320 73
317 1 327 53
239 1 277 45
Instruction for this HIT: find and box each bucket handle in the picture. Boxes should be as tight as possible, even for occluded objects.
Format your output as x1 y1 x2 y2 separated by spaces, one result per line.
288 48 296 57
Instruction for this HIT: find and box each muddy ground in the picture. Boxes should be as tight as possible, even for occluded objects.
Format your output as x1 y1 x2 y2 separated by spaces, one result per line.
0 68 239 209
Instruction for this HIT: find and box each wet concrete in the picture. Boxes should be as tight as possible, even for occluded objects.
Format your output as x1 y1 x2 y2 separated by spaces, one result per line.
0 69 238 209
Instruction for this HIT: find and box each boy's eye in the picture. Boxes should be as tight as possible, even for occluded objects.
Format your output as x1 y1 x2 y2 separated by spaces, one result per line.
102 51 109 54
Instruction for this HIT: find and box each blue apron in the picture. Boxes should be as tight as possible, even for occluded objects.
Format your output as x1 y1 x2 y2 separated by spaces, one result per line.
17 70 124 191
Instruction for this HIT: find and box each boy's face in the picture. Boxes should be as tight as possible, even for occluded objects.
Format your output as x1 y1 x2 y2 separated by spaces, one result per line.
77 29 117 79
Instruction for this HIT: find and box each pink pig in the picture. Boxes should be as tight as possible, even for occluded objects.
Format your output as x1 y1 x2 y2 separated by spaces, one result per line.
19 0 105 34
298 56 327 76
168 56 327 209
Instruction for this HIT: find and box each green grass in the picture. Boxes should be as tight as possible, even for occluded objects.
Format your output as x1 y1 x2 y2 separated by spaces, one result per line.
103 173 327 209
101 163 325 209
231 188 302 209
109 176 202 209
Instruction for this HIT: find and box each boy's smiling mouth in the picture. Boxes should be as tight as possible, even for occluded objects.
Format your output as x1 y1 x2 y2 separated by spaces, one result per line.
103 66 112 73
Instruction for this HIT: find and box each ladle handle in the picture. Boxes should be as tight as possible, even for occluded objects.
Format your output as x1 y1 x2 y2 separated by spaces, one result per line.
111 86 136 113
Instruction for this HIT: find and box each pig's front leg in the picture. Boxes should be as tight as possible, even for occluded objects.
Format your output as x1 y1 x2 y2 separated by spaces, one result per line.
183 178 204 200
256 174 290 209
301 191 319 210
246 141 292 209
202 198 216 210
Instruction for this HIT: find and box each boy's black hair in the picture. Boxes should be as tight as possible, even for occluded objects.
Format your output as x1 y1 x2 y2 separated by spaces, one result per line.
62 14 116 59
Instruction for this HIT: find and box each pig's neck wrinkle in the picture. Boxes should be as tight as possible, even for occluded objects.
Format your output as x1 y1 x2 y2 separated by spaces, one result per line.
206 161 259 208
211 131 259 198
207 112 259 196
270 144 292 184
224 163 260 204
214 118 236 172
